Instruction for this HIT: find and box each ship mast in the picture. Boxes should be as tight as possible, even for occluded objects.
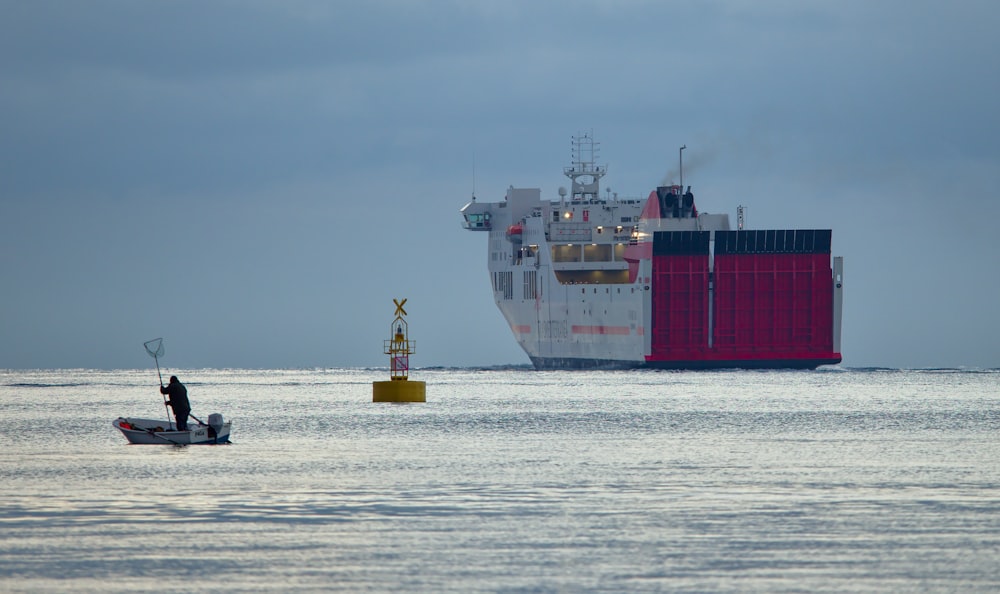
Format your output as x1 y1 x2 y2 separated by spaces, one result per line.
564 133 606 201
679 144 687 193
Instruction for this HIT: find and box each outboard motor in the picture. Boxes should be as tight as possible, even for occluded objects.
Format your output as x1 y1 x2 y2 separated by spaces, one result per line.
208 413 224 441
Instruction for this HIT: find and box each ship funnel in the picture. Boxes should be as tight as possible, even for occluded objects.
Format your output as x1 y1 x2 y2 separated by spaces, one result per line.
681 186 695 218
656 185 681 218
654 185 695 218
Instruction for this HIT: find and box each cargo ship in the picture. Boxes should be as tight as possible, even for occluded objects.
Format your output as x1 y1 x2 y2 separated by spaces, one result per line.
460 135 843 369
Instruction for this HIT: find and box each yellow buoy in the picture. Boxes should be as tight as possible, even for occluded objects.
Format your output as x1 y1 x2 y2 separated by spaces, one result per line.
372 298 426 403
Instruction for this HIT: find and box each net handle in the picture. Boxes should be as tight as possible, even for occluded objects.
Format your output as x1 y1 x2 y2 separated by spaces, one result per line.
143 338 165 387
143 338 171 426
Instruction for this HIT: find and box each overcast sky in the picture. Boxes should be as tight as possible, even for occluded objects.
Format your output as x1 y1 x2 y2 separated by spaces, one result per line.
2 1 998 370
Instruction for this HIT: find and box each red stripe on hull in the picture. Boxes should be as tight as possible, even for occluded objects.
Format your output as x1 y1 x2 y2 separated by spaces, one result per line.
571 325 631 336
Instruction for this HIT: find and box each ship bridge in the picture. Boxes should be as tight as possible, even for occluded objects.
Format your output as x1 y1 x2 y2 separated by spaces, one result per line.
460 198 493 231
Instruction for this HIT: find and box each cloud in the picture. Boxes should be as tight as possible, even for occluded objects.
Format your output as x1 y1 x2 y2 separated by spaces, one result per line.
2 0 999 368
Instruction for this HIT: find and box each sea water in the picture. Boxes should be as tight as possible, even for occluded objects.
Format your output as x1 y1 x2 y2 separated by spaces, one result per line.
1 367 998 593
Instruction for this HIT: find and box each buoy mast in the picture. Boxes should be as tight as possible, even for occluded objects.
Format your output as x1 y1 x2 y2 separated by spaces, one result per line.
387 299 413 380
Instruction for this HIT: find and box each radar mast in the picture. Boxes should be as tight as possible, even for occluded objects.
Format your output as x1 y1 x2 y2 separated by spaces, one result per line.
563 133 606 201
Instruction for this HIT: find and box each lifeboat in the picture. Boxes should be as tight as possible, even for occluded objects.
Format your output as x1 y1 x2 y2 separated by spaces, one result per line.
506 224 523 243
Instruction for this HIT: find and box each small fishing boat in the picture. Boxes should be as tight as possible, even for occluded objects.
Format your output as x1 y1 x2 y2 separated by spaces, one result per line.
113 414 232 445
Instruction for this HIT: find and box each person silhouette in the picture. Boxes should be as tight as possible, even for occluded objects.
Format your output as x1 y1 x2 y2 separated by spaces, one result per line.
160 375 191 431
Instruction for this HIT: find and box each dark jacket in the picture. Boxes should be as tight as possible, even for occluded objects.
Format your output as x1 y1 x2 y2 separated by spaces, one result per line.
160 379 190 412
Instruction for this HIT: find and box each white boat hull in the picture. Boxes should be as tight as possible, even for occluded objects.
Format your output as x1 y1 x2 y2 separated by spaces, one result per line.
113 417 232 445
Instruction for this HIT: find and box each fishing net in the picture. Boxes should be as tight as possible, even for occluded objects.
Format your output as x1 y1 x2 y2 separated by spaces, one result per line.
144 338 164 359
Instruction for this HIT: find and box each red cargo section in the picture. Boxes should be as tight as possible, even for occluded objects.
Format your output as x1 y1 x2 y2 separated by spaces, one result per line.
647 229 840 367
650 254 710 358
649 231 711 360
713 252 833 357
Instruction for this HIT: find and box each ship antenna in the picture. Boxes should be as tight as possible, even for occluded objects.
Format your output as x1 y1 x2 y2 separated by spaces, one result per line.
679 144 687 191
471 152 476 201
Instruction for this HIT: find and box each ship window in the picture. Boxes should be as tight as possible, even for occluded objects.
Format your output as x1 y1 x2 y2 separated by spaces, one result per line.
555 270 630 285
552 244 582 263
583 243 612 262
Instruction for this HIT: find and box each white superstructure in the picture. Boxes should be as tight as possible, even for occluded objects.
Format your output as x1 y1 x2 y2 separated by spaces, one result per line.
462 134 730 368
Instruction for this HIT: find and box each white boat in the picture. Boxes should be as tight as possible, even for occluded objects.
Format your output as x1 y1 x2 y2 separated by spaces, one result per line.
113 415 232 445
